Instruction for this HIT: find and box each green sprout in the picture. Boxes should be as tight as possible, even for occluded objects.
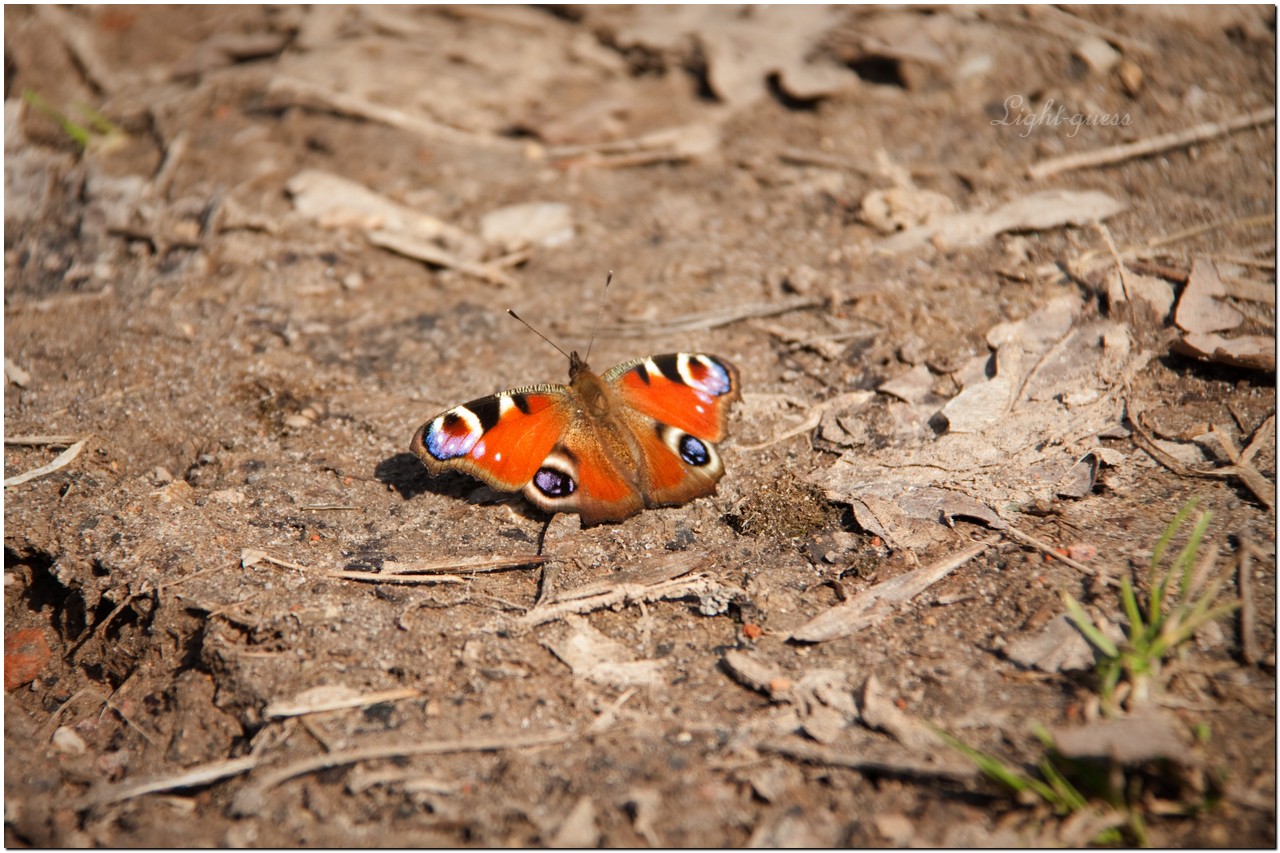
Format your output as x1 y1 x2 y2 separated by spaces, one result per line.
22 89 124 151
1062 499 1241 713
932 724 1129 845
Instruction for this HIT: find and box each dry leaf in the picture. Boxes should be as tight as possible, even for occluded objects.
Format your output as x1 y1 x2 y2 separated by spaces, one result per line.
1175 258 1244 334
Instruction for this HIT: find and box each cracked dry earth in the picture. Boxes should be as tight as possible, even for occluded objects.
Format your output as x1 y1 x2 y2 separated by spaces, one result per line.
4 5 1277 848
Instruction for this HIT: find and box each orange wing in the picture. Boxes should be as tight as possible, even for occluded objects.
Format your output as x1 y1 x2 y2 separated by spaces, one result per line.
411 387 573 492
603 353 740 441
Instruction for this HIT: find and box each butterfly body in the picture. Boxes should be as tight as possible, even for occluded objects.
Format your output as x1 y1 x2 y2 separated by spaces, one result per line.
411 352 740 525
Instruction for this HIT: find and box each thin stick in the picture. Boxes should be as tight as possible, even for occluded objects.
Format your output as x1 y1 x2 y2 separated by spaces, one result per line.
1002 526 1099 577
1029 107 1276 180
78 755 263 810
316 570 465 585
758 738 974 781
368 229 519 288
266 76 518 151
4 435 82 446
265 687 423 720
242 549 545 577
228 729 575 816
4 439 88 487
740 391 871 451
600 295 825 337
788 536 998 643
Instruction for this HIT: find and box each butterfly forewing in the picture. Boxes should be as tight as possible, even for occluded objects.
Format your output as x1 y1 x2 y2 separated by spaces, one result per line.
604 353 740 440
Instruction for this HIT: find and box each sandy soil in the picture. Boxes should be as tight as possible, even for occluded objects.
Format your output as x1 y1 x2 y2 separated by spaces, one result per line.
4 6 1276 847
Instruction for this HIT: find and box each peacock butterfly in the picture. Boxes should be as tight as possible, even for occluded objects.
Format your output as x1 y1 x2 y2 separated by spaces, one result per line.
410 346 741 526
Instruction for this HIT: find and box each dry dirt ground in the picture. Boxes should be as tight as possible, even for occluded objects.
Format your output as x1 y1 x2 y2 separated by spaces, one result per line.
3 5 1277 848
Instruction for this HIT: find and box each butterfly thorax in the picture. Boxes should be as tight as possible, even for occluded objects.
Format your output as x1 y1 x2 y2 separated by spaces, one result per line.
570 362 614 419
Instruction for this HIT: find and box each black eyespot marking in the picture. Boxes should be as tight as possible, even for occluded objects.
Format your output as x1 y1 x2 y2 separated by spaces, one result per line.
679 435 710 466
629 363 651 385
534 467 576 497
653 353 684 384
511 393 532 415
468 396 502 431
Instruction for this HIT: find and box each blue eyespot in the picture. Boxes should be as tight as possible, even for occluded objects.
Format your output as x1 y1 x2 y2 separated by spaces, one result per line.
679 435 710 466
534 467 575 497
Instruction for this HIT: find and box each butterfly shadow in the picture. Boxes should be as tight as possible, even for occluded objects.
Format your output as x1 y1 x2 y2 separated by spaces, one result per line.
377 451 556 549
375 452 542 517
376 452 450 501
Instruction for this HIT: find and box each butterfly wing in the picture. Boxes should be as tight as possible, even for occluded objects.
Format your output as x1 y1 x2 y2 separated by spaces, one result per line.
410 381 646 524
602 353 741 508
411 385 575 494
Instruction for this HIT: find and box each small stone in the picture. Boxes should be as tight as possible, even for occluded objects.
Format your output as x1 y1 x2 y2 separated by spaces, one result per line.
1074 36 1121 75
1117 59 1144 96
52 726 87 755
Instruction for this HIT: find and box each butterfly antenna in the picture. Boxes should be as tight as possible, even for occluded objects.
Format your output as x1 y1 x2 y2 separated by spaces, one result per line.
584 270 613 365
507 309 573 361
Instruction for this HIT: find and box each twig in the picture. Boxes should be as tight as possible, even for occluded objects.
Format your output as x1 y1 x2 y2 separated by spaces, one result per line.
367 229 521 288
514 556 719 629
599 296 825 337
4 439 88 487
265 687 423 720
1029 107 1276 180
315 570 465 585
788 536 998 643
1130 411 1276 510
379 554 548 575
265 76 519 151
228 729 576 816
242 549 545 585
1002 526 1099 577
4 435 82 446
148 130 188 200
1065 214 1275 280
758 738 975 781
78 755 263 810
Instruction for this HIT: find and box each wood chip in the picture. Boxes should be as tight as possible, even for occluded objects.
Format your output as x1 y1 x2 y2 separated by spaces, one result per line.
1175 258 1244 334
1050 709 1192 765
4 439 88 487
788 536 997 642
877 190 1125 253
542 616 665 688
264 686 423 720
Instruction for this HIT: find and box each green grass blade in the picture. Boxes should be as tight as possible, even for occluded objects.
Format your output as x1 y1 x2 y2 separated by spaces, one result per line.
1172 510 1212 600
1061 591 1119 657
